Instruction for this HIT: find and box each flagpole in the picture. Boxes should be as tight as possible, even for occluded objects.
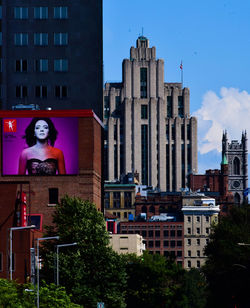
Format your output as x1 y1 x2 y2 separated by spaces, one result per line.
180 60 183 85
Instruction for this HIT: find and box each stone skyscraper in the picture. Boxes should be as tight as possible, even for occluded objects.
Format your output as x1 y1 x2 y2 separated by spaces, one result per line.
104 36 197 191
222 131 248 203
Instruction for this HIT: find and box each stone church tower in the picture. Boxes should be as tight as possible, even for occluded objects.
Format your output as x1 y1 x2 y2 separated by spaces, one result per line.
222 131 248 203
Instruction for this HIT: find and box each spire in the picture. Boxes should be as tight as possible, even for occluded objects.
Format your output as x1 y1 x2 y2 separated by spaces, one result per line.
221 153 228 165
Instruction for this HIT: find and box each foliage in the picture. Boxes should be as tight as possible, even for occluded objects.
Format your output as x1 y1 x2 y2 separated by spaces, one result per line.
123 251 207 308
203 204 250 308
0 279 81 307
41 196 127 308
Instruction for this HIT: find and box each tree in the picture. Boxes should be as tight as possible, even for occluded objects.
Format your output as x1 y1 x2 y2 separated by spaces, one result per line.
203 204 250 308
41 196 126 308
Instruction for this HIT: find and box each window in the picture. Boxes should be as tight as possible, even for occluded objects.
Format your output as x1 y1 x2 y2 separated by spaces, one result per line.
148 241 154 248
187 239 191 245
140 68 147 98
54 59 68 72
197 261 201 268
164 251 169 257
206 239 209 245
164 230 169 237
177 250 182 257
155 230 160 237
170 240 175 248
35 86 47 98
124 212 127 219
54 7 68 19
206 216 209 223
167 96 172 117
196 228 200 234
155 241 160 247
197 239 200 245
170 230 175 237
177 230 182 237
233 157 240 175
197 216 200 222
14 7 28 19
187 216 191 223
178 96 184 117
34 7 48 19
197 250 200 257
0 6 2 19
16 86 28 98
54 33 68 46
163 240 169 247
113 192 120 208
177 240 182 247
188 260 191 268
124 192 131 208
14 33 28 46
188 250 191 257
55 86 68 98
141 105 148 119
206 228 210 234
26 214 43 231
35 59 48 72
141 230 147 237
34 33 48 46
148 230 153 237
16 59 27 72
49 188 58 204
187 228 191 234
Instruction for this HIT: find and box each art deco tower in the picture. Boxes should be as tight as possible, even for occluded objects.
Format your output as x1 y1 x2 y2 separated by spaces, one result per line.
104 36 197 191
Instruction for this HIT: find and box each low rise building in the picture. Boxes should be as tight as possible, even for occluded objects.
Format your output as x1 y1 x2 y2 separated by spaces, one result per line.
182 195 220 269
109 234 145 256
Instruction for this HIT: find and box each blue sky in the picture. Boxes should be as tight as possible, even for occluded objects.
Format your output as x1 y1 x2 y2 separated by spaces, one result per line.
104 0 250 173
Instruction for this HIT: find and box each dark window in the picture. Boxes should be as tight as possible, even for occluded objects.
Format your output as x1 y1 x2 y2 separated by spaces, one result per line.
164 230 169 237
104 192 109 208
148 230 153 237
148 241 154 248
155 241 160 247
170 240 175 248
167 96 172 117
233 157 240 175
197 261 200 268
124 192 131 208
166 125 169 140
140 68 147 98
55 85 67 98
177 241 182 247
49 188 58 204
178 96 184 117
124 212 127 218
141 125 148 185
16 59 27 72
35 59 48 72
164 251 169 257
170 230 175 237
163 240 169 247
27 214 42 231
16 86 28 98
141 230 147 237
35 86 47 98
177 250 182 257
155 230 160 237
141 105 148 119
113 192 120 208
177 230 182 237
54 7 68 19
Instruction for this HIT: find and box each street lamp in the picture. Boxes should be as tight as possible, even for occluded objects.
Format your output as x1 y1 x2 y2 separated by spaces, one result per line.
36 236 59 308
9 225 36 280
56 242 77 285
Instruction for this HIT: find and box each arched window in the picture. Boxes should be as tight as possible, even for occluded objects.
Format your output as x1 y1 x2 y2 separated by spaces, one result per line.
234 193 241 204
141 206 147 213
233 157 240 175
149 206 155 214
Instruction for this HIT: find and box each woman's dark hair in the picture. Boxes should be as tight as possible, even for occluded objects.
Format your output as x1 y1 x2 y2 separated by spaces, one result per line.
24 118 58 147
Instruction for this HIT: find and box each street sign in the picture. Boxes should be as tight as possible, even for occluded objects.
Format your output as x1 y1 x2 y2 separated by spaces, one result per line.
97 303 104 308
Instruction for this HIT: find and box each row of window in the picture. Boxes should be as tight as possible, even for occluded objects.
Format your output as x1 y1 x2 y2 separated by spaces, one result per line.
148 240 183 248
15 85 68 99
14 33 68 46
14 7 68 19
187 227 210 235
112 211 132 219
187 216 210 223
14 59 68 72
188 260 201 268
187 238 209 246
121 229 182 238
187 250 203 257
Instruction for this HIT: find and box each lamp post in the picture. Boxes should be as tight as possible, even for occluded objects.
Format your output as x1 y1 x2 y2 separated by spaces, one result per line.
36 236 59 308
56 242 77 285
9 225 36 280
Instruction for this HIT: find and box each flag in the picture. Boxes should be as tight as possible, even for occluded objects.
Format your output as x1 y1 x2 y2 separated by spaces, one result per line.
180 61 183 70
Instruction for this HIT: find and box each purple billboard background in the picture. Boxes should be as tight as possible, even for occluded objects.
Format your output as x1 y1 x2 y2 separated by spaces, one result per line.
2 117 78 175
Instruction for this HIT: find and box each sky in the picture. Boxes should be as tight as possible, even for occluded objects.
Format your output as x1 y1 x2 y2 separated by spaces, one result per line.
103 0 250 174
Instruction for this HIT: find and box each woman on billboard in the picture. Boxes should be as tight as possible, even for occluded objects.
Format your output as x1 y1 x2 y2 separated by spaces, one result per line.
18 118 66 175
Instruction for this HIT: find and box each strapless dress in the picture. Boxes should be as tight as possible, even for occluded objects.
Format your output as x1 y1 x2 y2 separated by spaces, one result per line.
27 158 58 175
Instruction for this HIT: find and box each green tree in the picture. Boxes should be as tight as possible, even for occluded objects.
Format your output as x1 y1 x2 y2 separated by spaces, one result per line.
203 204 250 308
41 196 126 308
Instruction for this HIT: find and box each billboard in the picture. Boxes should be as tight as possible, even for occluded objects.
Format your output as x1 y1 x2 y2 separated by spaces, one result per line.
2 117 78 175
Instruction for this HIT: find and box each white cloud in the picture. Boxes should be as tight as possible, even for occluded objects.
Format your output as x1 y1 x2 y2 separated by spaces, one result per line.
194 87 250 154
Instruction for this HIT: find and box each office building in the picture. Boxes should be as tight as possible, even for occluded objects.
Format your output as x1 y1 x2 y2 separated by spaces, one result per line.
104 36 197 191
109 234 145 256
0 1 103 118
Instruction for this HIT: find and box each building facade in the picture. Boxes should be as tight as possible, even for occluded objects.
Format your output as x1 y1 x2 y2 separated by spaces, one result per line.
222 131 248 203
182 196 220 269
104 36 197 191
109 234 145 256
0 1 103 118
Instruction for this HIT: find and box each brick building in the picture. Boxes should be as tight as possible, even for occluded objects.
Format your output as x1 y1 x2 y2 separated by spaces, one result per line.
0 109 103 281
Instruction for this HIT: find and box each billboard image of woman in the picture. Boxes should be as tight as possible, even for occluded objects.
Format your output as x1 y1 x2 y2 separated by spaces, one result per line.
2 117 78 175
